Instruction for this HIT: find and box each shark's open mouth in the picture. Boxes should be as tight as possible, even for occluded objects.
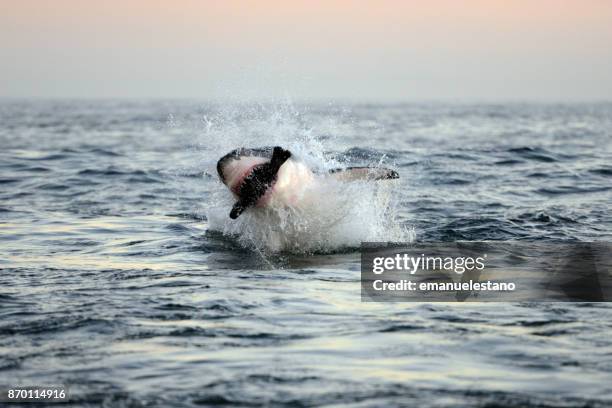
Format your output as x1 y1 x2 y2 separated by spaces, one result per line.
233 165 279 206
230 164 259 195
224 147 292 219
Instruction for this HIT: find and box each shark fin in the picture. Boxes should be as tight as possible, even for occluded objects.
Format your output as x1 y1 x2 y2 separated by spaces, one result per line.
328 167 399 182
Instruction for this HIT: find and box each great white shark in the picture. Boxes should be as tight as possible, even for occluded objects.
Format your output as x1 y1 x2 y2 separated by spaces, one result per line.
217 146 399 219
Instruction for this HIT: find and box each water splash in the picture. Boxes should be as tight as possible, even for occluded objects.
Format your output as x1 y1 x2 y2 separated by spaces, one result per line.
199 102 411 253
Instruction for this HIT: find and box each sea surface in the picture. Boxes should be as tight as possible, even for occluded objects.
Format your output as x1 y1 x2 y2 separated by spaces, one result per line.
1 100 611 407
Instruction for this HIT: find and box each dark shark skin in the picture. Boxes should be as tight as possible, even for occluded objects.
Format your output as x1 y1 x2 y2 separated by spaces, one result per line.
217 146 399 219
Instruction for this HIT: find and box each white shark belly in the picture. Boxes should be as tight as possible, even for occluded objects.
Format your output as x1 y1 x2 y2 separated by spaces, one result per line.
259 159 316 208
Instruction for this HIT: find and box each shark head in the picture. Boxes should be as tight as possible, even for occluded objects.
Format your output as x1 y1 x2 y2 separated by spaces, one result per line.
217 146 292 219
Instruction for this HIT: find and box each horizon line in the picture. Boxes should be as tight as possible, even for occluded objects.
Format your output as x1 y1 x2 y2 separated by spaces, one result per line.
1 96 611 105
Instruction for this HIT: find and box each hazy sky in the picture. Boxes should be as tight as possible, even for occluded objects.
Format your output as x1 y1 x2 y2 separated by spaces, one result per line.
1 0 611 101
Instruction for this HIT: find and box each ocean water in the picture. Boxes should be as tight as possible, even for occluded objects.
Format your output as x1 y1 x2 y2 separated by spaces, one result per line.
1 100 611 407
